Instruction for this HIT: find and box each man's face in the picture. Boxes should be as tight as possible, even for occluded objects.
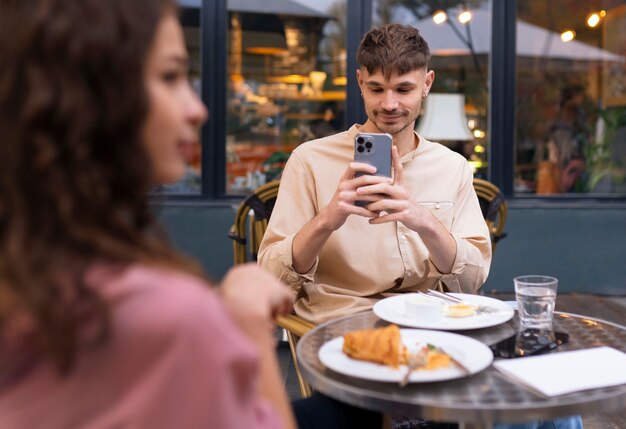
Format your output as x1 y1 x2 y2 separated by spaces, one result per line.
357 67 434 136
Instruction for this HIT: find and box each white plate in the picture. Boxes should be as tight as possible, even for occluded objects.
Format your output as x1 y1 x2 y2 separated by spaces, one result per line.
319 329 493 383
373 293 514 330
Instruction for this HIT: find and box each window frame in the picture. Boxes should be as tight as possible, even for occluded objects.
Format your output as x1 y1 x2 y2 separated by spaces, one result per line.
170 0 626 206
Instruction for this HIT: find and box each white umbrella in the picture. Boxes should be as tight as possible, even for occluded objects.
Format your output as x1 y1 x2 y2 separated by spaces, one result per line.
405 9 623 62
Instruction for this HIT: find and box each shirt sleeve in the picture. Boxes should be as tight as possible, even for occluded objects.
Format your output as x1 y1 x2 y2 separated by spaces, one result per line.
432 162 492 293
258 152 319 292
184 285 285 429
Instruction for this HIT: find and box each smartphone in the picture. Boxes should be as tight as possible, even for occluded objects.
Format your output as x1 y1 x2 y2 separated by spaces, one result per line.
353 132 392 178
353 132 392 207
490 330 570 359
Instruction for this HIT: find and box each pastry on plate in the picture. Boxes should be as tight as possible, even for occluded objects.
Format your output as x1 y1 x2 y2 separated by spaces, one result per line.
342 324 408 368
445 303 476 318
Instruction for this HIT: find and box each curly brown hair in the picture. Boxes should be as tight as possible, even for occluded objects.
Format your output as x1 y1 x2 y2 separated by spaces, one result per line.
356 24 431 79
0 0 201 374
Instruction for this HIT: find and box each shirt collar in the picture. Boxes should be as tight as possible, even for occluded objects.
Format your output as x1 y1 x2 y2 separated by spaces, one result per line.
399 131 423 163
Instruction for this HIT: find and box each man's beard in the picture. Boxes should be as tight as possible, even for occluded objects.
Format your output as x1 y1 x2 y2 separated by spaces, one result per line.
371 110 417 136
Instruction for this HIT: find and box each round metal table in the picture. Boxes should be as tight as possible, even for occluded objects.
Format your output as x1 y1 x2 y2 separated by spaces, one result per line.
296 310 626 428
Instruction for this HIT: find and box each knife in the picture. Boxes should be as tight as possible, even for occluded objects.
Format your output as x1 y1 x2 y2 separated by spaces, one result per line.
432 345 470 375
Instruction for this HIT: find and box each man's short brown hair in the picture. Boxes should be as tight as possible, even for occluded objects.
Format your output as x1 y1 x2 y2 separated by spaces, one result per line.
356 24 431 79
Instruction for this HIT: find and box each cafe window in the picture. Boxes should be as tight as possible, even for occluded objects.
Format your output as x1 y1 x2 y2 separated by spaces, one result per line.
373 0 492 178
515 0 626 196
225 0 347 194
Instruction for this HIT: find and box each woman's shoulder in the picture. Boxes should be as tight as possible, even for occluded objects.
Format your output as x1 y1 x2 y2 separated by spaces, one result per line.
93 263 214 304
91 264 238 341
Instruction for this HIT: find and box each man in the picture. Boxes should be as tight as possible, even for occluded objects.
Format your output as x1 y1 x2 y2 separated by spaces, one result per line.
258 24 490 324
260 24 583 429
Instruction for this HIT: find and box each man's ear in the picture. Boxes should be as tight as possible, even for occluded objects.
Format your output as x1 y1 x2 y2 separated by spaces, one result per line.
424 69 435 91
356 68 363 89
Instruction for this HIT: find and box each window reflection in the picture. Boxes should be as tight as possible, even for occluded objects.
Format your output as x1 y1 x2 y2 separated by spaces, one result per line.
516 0 626 195
226 0 347 194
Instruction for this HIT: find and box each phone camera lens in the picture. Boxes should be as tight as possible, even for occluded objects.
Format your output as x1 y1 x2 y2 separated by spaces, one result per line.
356 136 364 144
365 142 372 149
357 146 365 153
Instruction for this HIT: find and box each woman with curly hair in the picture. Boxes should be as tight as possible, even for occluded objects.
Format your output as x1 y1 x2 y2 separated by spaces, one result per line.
0 1 297 428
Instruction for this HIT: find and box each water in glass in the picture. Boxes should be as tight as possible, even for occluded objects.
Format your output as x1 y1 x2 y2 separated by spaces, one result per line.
516 286 556 330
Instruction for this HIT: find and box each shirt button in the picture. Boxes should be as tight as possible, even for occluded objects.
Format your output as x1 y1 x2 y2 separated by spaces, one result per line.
401 234 407 241
406 271 413 277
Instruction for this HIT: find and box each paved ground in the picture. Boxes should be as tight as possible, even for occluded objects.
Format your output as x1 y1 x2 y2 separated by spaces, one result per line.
276 293 626 428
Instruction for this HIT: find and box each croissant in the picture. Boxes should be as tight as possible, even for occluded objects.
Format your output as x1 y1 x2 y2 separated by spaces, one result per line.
342 324 408 368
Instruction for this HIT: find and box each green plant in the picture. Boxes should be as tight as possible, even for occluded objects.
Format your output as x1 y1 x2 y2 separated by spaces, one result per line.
585 106 626 192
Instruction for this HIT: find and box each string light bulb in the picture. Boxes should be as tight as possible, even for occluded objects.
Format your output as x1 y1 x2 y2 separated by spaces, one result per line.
586 10 606 28
587 13 601 28
458 9 472 24
560 30 576 42
473 129 486 139
432 10 448 25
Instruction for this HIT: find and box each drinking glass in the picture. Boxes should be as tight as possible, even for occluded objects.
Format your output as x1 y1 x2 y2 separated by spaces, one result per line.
514 275 558 332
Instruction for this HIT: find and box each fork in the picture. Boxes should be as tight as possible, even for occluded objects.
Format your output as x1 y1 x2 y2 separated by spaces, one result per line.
421 290 498 314
399 345 470 387
399 349 427 387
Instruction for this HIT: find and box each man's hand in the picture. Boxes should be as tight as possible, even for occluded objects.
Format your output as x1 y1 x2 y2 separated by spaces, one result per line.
318 161 392 231
360 146 432 230
290 161 391 274
359 146 457 273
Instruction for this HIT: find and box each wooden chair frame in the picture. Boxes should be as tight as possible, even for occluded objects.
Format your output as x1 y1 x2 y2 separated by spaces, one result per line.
472 178 508 253
228 180 314 397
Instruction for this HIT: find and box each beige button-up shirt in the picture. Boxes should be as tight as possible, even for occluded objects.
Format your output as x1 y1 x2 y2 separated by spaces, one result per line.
258 125 491 324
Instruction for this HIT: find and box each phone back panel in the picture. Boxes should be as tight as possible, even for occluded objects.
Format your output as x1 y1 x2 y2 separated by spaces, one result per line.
354 132 392 178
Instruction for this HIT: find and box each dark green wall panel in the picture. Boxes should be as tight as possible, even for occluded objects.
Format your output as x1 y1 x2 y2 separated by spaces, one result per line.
156 204 626 294
155 203 236 280
483 208 626 295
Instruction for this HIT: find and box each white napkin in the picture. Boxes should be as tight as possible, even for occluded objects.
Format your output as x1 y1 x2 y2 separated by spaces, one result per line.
494 346 626 396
